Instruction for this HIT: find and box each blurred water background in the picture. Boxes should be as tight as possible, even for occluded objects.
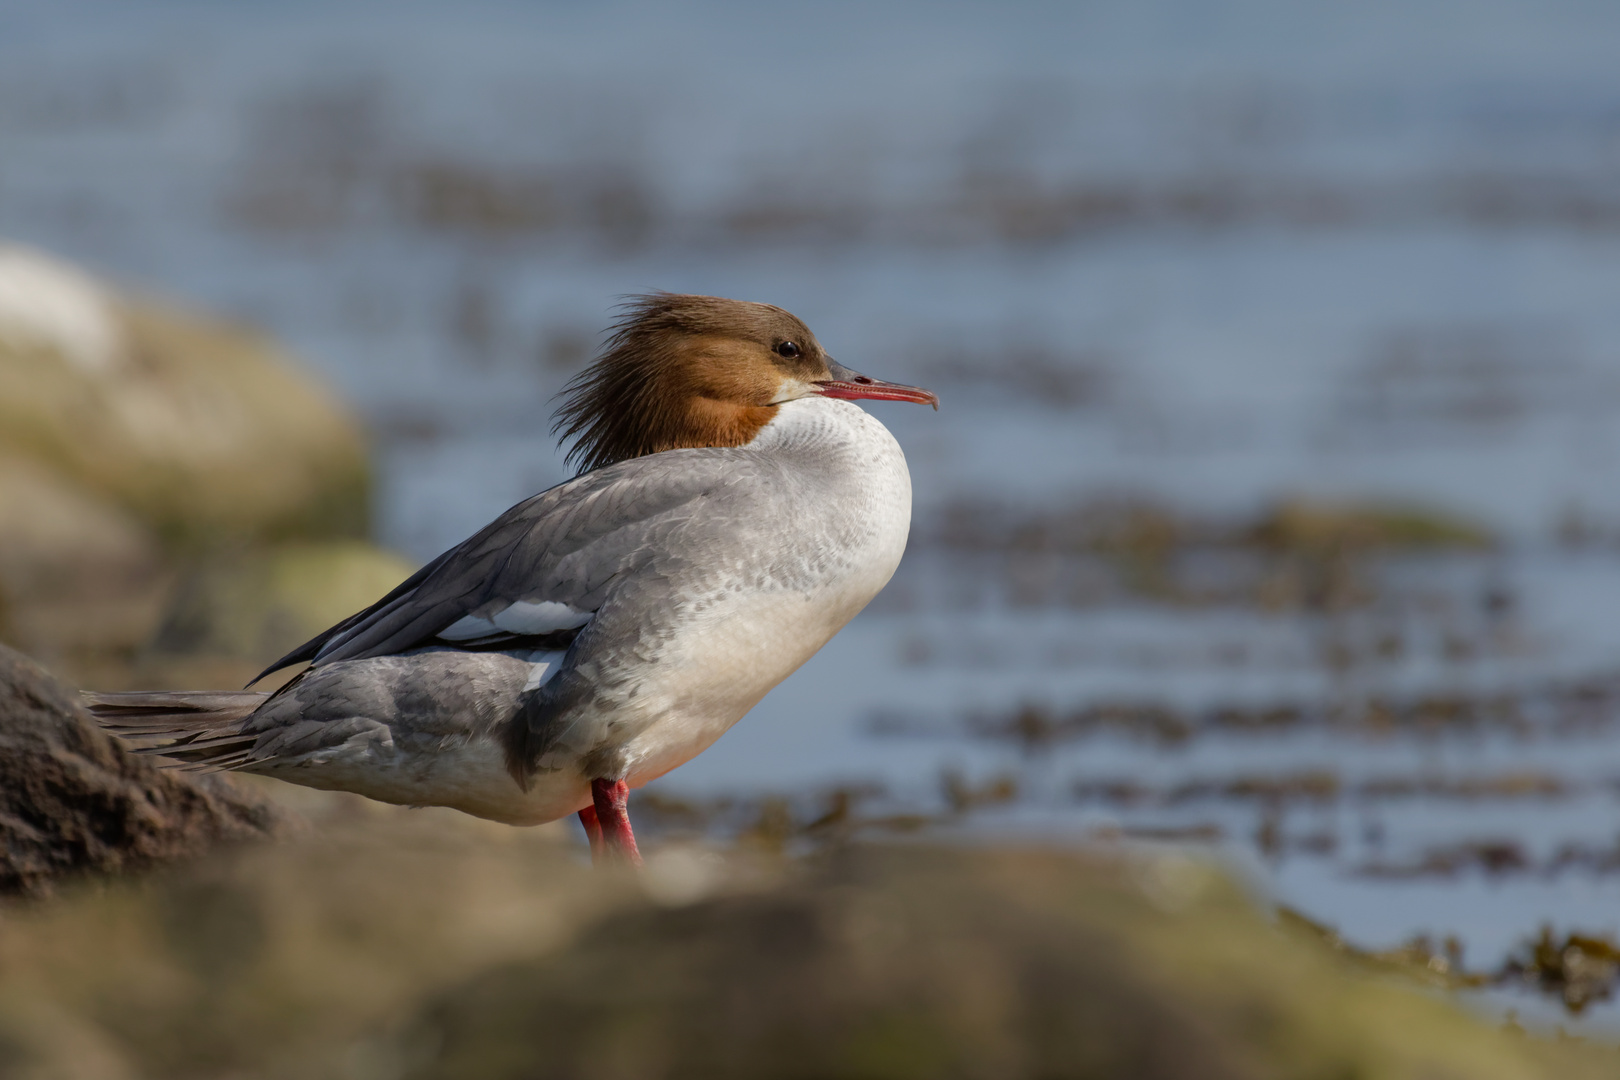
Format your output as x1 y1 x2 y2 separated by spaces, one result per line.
8 0 1620 1027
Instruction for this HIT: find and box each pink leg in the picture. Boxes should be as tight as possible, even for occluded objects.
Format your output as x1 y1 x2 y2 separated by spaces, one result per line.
590 777 642 867
577 804 605 861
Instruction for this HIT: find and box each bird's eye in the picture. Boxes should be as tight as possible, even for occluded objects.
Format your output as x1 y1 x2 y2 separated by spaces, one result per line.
775 341 800 359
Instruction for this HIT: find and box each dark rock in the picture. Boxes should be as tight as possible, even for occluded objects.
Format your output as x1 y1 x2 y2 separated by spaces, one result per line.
0 644 284 896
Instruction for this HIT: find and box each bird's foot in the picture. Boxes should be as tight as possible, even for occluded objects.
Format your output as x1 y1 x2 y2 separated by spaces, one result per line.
586 777 642 867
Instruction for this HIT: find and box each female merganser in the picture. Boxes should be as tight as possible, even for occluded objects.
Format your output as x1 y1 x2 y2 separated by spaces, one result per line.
87 294 937 864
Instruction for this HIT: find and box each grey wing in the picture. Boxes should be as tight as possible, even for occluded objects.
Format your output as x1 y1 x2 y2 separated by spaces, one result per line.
252 449 773 686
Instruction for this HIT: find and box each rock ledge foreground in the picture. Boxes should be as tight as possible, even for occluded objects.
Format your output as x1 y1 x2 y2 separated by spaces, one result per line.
0 775 1614 1077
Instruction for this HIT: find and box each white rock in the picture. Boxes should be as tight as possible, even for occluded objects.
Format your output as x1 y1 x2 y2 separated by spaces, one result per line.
0 243 122 374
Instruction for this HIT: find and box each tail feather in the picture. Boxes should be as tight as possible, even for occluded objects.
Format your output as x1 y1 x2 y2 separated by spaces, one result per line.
83 690 270 771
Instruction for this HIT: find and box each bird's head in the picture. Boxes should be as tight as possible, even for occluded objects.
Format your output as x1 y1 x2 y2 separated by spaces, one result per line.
553 293 937 472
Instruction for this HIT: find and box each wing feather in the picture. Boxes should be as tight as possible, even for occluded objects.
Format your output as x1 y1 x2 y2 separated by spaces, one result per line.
250 450 761 687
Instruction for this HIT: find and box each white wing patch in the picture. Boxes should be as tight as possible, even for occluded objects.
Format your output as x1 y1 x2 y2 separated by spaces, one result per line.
521 650 567 691
494 600 595 634
437 615 498 641
438 599 594 642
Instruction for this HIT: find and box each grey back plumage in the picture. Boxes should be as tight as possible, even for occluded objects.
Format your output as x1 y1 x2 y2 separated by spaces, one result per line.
256 449 752 679
250 438 841 782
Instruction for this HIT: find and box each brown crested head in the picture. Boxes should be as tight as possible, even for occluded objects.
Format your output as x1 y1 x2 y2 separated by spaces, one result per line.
553 292 938 473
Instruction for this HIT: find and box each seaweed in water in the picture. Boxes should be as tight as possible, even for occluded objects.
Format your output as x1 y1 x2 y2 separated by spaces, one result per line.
1500 928 1620 1014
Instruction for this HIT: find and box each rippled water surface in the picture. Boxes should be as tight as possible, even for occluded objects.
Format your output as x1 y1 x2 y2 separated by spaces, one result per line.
9 0 1620 1028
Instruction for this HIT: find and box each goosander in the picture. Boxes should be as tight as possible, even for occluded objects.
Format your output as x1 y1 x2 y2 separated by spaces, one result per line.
87 294 937 864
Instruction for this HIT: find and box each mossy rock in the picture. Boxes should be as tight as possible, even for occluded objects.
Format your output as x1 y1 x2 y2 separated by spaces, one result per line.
0 243 369 549
0 830 1615 1079
0 457 157 600
409 847 1614 1080
153 542 418 662
0 456 168 657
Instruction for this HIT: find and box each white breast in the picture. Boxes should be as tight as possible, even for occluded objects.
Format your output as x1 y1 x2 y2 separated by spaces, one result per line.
618 397 913 785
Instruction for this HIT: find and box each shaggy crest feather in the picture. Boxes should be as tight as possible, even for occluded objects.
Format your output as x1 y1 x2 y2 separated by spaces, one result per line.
551 292 827 473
